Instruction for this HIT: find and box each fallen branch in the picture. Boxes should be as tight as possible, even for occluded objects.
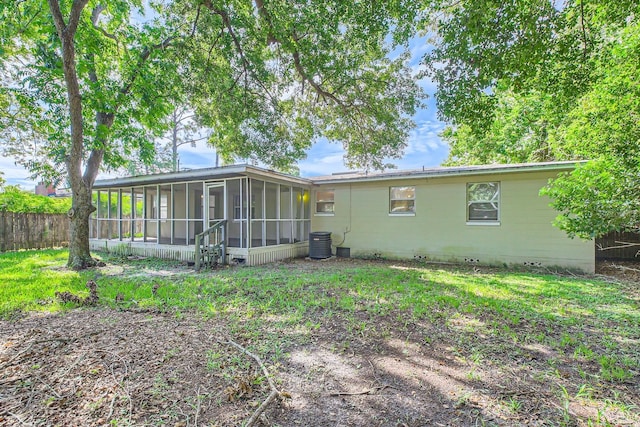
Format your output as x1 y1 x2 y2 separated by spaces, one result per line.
247 390 279 426
219 338 288 427
596 241 640 251
329 384 391 396
610 263 640 273
7 412 30 426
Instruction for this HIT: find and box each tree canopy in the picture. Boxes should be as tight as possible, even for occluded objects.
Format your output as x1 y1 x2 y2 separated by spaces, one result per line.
423 0 640 238
0 0 424 268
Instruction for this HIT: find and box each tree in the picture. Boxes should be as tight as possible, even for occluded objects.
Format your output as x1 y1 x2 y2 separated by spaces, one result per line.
541 23 640 237
423 0 640 237
1 0 179 269
173 0 425 171
1 0 424 269
166 106 209 172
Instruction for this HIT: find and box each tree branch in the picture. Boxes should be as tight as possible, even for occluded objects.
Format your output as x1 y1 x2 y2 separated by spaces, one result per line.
579 0 588 62
118 36 174 101
201 1 277 106
47 0 67 36
250 0 343 107
91 5 119 43
191 4 201 37
292 51 341 105
253 0 277 44
219 338 288 427
66 0 89 35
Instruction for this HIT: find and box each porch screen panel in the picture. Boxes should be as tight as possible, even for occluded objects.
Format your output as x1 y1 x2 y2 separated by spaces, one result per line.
97 191 109 239
279 186 292 243
172 184 187 244
251 221 264 247
302 189 310 241
90 191 98 238
298 189 311 242
303 190 310 219
249 179 264 247
265 182 278 244
159 185 172 244
226 179 247 248
121 189 133 240
187 183 203 245
144 187 158 242
292 187 304 243
109 190 119 239
132 188 144 241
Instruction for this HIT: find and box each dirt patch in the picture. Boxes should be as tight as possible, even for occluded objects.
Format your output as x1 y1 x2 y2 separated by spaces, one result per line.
1 307 637 426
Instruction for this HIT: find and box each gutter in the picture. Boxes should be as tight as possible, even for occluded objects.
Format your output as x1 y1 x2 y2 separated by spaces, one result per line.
310 161 586 185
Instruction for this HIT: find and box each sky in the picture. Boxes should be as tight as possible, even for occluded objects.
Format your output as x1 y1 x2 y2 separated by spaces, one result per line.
2 37 449 188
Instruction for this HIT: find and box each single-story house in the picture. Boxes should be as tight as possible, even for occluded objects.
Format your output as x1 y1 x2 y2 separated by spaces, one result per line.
90 161 595 272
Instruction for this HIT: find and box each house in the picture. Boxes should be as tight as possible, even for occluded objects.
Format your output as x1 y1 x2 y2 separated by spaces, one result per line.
35 182 56 196
90 161 595 272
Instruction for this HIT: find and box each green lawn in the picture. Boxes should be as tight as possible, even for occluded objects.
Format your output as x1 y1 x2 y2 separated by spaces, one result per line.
2 249 638 377
1 249 638 425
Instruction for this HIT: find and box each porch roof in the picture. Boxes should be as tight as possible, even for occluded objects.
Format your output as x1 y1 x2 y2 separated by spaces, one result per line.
94 164 312 189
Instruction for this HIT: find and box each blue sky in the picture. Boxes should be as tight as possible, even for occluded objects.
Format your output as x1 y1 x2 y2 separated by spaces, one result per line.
2 37 449 188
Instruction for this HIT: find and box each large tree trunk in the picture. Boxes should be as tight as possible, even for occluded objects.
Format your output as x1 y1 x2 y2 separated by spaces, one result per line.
67 184 96 269
48 0 93 269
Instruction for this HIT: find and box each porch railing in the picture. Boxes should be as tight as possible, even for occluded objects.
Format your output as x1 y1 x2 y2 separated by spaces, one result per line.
195 220 227 270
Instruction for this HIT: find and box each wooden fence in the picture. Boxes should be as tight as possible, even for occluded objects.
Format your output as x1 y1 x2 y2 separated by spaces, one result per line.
596 231 640 260
0 212 69 251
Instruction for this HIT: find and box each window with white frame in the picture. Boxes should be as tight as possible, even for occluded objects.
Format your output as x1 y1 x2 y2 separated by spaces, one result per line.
467 182 500 222
389 186 415 214
315 190 335 214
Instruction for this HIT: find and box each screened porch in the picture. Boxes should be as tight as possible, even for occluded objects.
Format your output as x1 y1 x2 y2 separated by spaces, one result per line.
89 166 312 265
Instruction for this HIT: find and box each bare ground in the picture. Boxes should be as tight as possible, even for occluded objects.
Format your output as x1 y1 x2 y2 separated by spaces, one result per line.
1 260 638 427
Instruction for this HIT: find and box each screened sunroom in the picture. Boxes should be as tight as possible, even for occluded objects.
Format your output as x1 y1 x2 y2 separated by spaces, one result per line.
90 165 312 266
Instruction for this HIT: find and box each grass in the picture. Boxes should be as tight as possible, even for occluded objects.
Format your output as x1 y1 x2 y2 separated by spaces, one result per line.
1 249 639 424
0 249 94 315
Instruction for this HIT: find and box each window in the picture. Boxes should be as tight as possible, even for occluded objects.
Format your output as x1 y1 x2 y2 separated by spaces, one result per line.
316 190 335 214
389 186 415 214
467 182 500 222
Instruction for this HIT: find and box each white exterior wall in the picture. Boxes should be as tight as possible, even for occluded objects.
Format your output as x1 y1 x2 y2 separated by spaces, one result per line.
311 170 595 272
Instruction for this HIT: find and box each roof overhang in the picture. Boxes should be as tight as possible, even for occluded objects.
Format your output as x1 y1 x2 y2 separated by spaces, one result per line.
94 160 586 190
310 161 586 185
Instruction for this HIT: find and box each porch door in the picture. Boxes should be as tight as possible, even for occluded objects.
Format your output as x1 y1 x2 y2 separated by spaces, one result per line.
206 183 225 227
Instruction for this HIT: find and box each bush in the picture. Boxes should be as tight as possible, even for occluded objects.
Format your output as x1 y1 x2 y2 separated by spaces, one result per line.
0 186 72 214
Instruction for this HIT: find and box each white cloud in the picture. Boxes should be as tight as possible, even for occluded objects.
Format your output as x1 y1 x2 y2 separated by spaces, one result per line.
0 157 38 189
299 144 351 177
176 140 219 170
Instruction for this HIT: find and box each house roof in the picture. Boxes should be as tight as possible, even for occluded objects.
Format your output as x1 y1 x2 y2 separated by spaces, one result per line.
94 160 584 189
310 161 584 185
